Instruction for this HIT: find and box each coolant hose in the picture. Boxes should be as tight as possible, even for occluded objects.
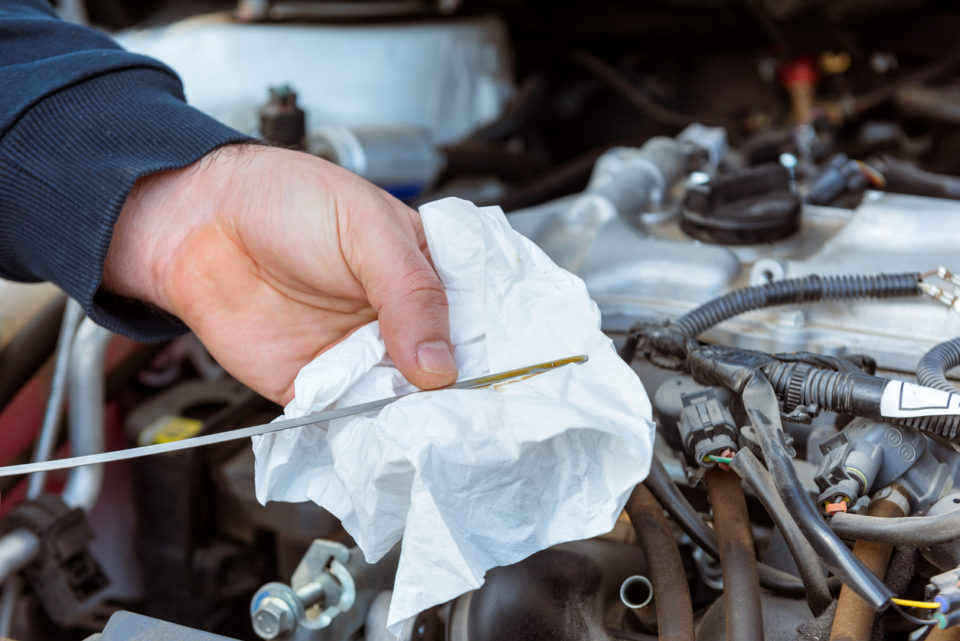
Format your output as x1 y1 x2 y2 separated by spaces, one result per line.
916 337 960 392
704 468 764 641
625 484 695 641
829 491 907 641
874 155 960 201
830 508 960 546
644 457 833 597
672 273 919 338
731 449 833 616
740 372 893 611
929 626 960 641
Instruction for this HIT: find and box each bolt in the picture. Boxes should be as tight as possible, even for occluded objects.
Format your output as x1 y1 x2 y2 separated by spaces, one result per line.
252 597 295 640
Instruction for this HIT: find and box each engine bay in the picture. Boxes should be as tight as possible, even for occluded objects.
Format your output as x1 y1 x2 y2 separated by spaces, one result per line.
6 1 960 640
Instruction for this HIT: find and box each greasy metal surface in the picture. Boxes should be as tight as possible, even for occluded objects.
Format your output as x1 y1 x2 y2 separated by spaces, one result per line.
704 469 764 641
829 493 907 641
511 191 960 374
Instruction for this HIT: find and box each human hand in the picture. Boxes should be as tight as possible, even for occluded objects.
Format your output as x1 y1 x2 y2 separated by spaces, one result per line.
104 145 457 404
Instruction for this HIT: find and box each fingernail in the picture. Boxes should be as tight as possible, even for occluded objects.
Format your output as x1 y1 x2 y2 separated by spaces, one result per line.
416 341 457 375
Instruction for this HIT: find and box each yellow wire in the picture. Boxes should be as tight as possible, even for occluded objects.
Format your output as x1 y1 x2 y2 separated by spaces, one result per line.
891 597 941 610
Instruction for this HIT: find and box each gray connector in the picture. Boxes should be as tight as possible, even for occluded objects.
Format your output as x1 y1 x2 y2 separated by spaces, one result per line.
677 123 728 172
815 419 952 512
814 433 869 508
678 387 739 467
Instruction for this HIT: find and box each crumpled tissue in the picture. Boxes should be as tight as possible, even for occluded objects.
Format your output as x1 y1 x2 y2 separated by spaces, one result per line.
252 197 654 633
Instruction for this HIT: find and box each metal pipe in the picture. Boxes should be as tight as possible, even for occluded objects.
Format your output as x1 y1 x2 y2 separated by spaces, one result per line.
0 529 39 635
624 484 695 641
0 575 22 636
61 319 112 512
27 299 83 498
0 530 40 585
829 488 908 641
704 468 764 641
0 312 108 630
620 575 654 609
0 305 85 620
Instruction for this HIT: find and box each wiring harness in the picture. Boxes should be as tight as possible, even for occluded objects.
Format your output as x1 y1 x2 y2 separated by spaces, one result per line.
623 270 960 635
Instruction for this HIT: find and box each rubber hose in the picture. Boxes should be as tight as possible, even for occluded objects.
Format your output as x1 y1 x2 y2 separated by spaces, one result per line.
916 337 960 392
644 458 719 555
672 273 919 338
567 50 731 129
830 508 960 547
0 294 67 416
496 147 605 212
824 48 960 121
731 448 833 616
829 492 906 641
929 625 960 641
625 484 695 641
467 76 547 143
740 372 893 610
608 628 659 641
874 156 960 201
704 469 765 641
763 361 960 439
895 85 960 127
644 457 834 597
439 141 544 183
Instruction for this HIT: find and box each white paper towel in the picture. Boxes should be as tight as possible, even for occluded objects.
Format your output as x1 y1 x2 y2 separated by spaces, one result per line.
252 197 654 632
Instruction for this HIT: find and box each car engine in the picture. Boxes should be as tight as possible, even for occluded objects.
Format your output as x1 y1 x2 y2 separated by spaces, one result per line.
5 1 960 640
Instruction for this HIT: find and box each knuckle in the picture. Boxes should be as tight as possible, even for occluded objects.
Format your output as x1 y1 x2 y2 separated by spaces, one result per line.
395 265 446 300
376 265 448 321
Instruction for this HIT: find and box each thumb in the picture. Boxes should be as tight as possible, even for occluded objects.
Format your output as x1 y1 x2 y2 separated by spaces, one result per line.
350 205 457 389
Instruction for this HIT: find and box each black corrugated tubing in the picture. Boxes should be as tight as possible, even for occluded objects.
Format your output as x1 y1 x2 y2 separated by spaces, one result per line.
916 337 960 393
672 273 919 338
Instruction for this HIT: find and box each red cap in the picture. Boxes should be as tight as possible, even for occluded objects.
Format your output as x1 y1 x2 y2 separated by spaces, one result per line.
781 58 818 88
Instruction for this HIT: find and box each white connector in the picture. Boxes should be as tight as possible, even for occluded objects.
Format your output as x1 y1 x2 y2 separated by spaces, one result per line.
920 269 960 312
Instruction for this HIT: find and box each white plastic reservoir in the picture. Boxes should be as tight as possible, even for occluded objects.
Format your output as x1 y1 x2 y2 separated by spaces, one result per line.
115 13 515 144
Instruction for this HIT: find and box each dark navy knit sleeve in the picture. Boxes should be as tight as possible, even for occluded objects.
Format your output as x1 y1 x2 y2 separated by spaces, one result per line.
0 0 252 341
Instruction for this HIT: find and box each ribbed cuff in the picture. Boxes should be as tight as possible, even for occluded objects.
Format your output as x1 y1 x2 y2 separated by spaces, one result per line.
0 67 252 341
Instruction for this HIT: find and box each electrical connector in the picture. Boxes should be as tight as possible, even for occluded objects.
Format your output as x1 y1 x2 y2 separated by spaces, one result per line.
926 568 960 629
814 420 950 515
677 388 739 468
936 267 960 287
814 432 880 512
920 268 960 313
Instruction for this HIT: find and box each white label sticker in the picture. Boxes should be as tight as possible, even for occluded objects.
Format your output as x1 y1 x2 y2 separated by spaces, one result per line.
880 380 960 418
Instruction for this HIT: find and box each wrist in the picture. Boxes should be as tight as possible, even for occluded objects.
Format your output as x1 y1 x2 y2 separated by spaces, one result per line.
102 146 238 318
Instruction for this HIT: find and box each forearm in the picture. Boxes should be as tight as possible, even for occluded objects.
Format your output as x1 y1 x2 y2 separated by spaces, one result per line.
0 0 251 340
